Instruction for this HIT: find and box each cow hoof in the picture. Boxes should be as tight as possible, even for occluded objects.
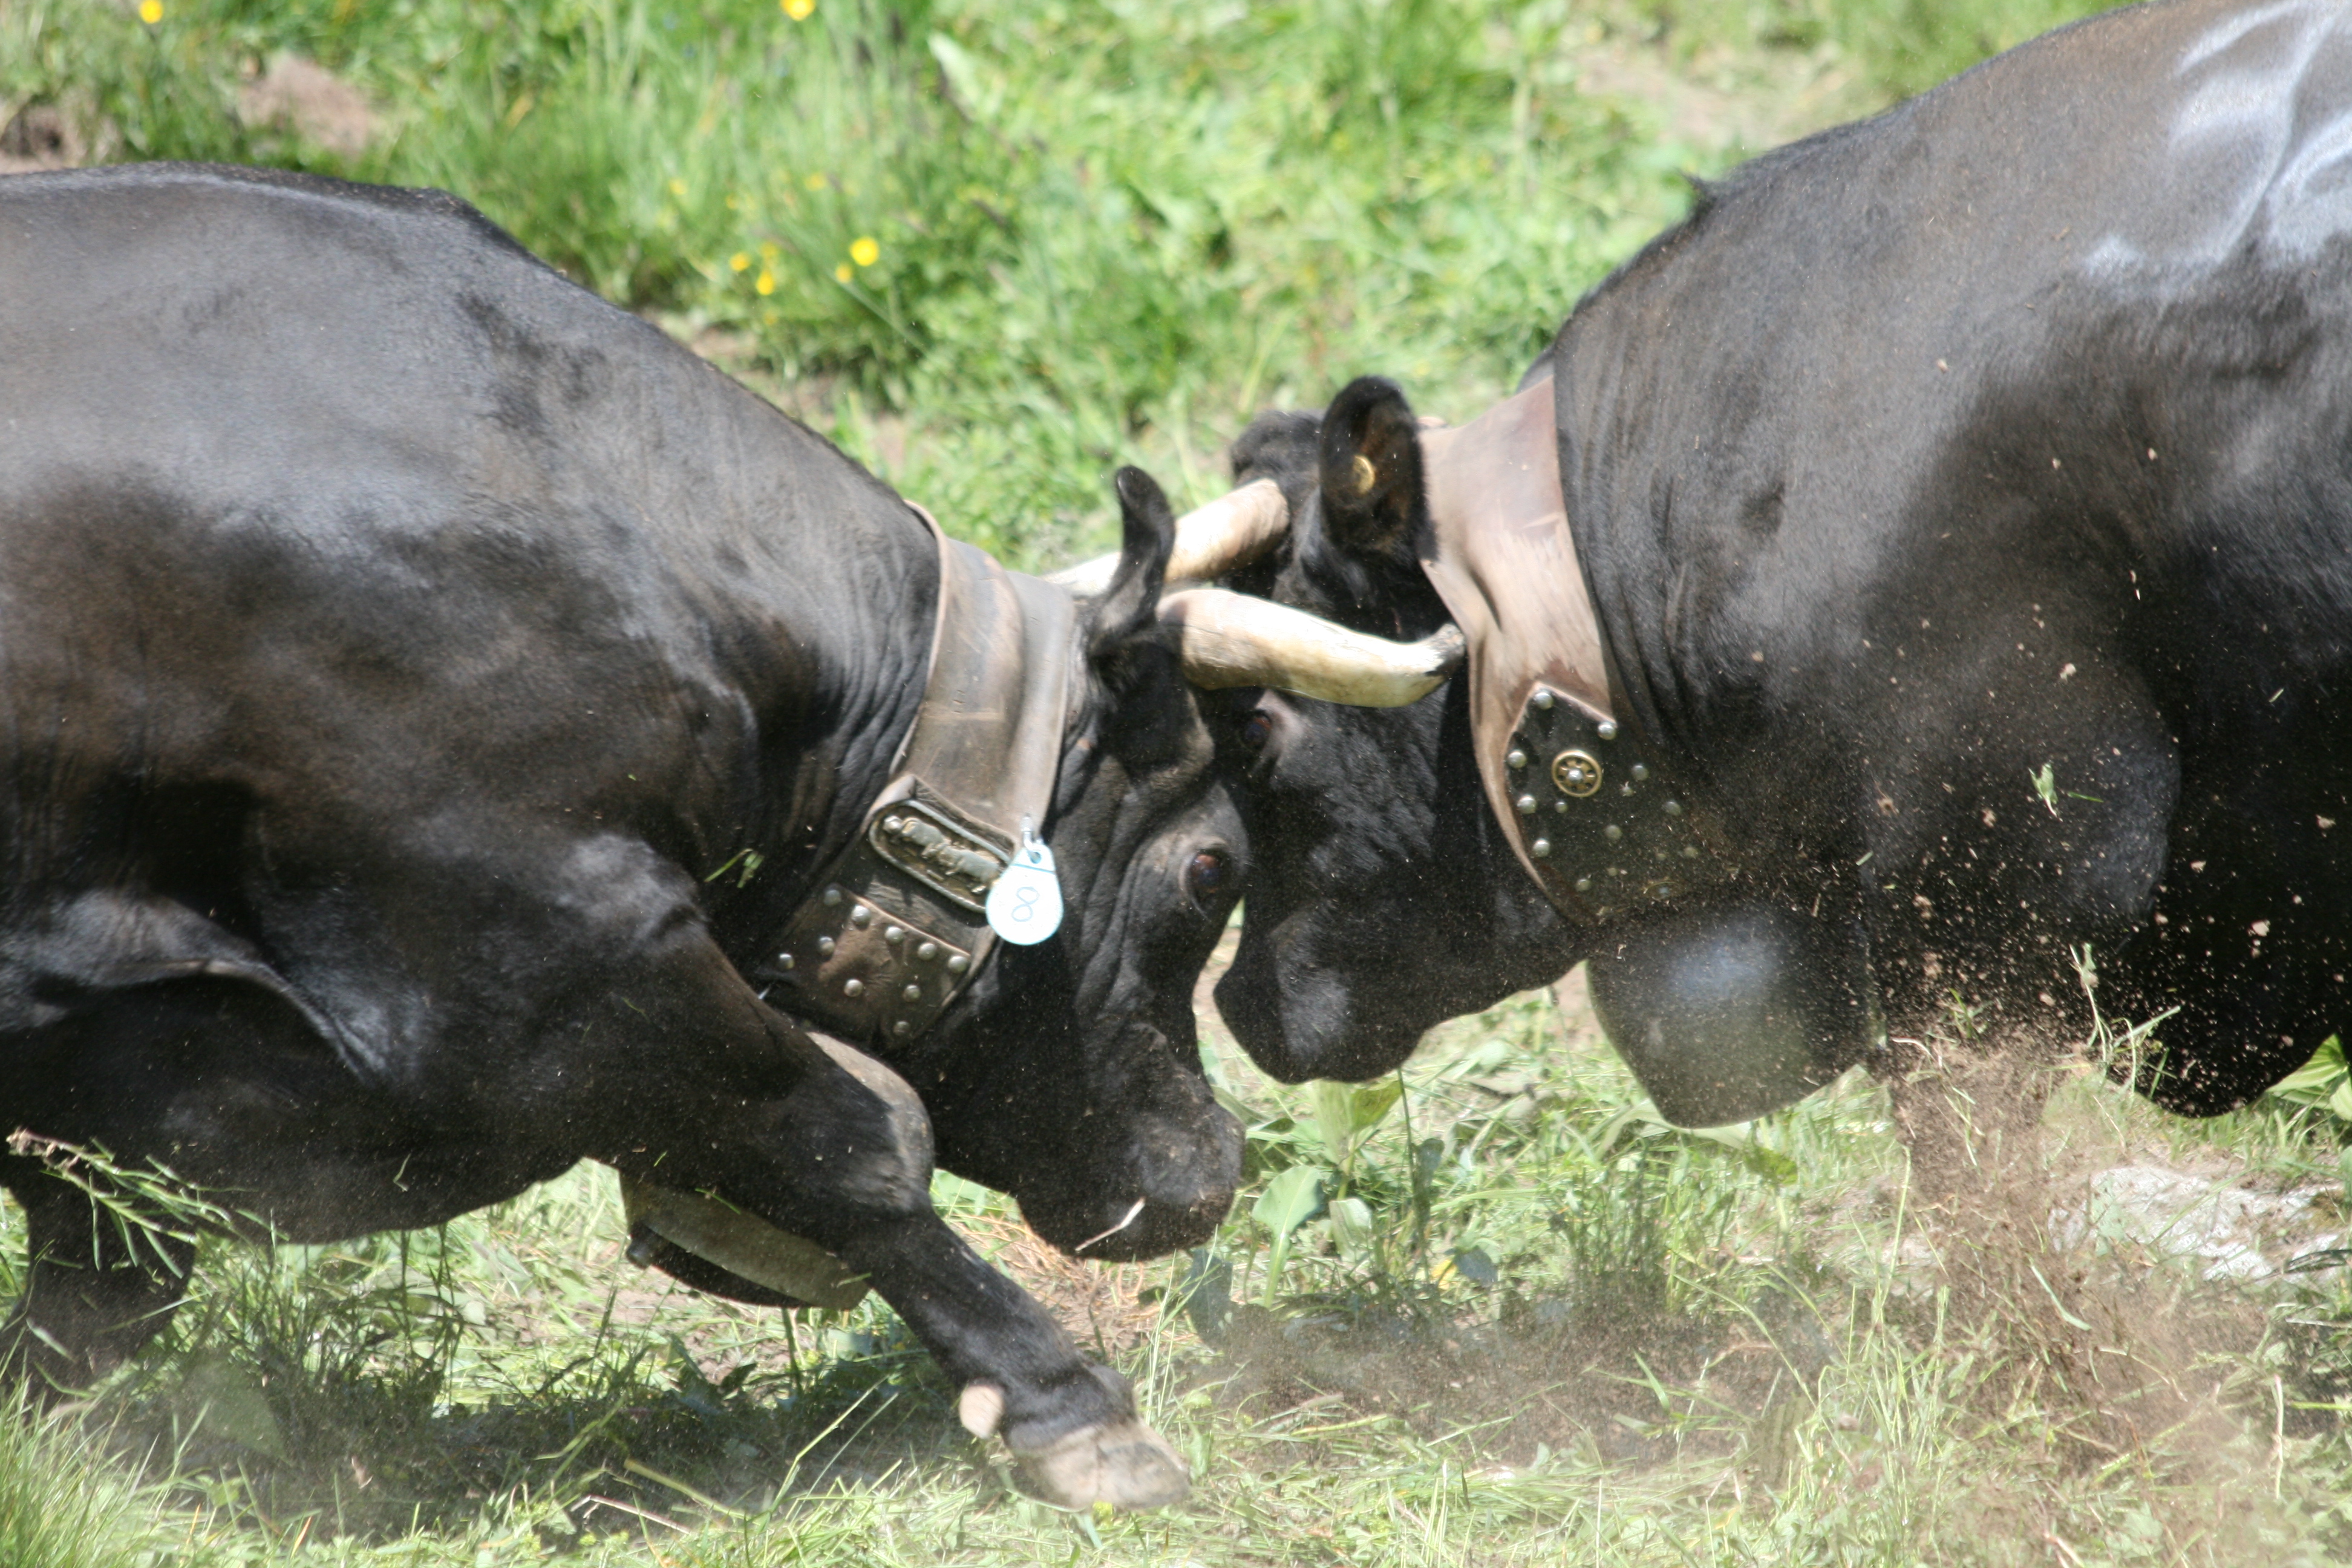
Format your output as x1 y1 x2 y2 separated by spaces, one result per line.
1007 1414 1190 1512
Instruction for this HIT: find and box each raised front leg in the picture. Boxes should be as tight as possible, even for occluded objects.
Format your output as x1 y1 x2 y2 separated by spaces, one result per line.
570 924 1187 1511
828 1209 1186 1506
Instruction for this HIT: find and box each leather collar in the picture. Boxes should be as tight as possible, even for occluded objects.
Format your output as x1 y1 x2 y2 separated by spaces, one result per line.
1417 379 1736 922
753 512 1076 1053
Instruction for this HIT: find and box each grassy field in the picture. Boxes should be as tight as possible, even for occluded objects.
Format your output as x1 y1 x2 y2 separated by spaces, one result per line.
18 0 2352 1563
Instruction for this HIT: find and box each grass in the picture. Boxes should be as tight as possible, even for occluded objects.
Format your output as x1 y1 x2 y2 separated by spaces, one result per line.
11 969 2352 1564
20 0 2352 1562
1 0 2108 565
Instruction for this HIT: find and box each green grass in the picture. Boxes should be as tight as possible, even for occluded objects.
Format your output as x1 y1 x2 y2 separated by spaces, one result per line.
22 0 2352 1562
11 973 2352 1564
0 0 2111 565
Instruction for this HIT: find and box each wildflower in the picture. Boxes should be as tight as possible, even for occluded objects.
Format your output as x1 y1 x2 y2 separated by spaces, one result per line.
756 270 776 295
758 240 780 261
729 252 751 272
724 192 742 211
137 0 162 20
781 0 814 17
849 235 878 267
834 263 853 283
804 172 826 191
667 178 687 198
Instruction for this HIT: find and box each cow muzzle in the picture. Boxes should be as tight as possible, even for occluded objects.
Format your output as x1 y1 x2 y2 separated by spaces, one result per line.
1013 1031 1243 1261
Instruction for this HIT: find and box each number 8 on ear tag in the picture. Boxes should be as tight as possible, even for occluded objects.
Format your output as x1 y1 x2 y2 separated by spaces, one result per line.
986 817 1063 944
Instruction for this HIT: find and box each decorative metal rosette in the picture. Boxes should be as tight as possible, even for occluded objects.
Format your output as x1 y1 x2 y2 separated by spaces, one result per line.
1503 687 1736 923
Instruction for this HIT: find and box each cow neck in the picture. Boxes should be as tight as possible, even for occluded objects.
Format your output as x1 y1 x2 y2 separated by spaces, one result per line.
1417 377 1736 923
756 513 1077 1054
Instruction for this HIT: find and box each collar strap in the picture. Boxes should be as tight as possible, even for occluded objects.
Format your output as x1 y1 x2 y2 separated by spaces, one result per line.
756 518 1076 1053
1417 378 1736 921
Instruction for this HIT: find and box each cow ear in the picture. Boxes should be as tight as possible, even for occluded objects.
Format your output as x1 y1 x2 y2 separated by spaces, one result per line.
1086 466 1178 691
1317 376 1425 567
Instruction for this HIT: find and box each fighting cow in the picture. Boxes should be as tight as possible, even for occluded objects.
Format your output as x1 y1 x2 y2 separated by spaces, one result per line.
1154 0 2352 1142
0 161 1257 1509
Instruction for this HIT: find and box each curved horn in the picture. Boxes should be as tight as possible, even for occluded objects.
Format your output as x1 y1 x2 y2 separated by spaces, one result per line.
1159 588 1465 707
1048 479 1289 596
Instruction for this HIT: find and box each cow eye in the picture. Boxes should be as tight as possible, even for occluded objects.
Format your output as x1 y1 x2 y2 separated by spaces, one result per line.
1184 849 1230 905
1238 711 1273 751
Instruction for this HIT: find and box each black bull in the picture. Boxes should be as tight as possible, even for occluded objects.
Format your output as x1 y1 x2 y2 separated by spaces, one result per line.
0 163 1248 1508
1210 0 2352 1122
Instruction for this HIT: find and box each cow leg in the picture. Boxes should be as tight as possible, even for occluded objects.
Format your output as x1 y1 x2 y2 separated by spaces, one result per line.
0 1166 192 1399
823 1207 1183 1504
578 935 1184 1511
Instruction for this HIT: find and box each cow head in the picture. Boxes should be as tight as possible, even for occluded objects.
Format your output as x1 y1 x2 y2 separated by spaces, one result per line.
898 469 1252 1261
1181 378 1585 1083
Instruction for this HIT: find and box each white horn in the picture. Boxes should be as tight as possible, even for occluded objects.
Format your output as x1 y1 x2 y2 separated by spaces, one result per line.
1159 588 1465 708
1048 479 1289 596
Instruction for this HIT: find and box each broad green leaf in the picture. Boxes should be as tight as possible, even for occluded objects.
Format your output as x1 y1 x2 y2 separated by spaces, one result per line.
1349 1078 1405 1135
1253 1165 1326 1240
1312 1078 1403 1166
1311 1080 1357 1167
2270 1036 2347 1103
1327 1195 1375 1256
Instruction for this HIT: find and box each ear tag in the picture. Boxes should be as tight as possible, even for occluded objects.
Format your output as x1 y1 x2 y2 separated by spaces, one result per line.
985 817 1063 945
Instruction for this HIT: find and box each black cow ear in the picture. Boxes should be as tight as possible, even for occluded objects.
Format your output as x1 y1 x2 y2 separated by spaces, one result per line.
1317 376 1425 567
1086 466 1177 690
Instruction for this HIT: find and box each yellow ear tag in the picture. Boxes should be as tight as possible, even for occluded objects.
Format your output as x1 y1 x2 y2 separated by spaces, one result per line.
1349 454 1377 495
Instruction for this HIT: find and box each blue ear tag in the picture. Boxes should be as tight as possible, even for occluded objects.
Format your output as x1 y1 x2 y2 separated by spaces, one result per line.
985 817 1063 945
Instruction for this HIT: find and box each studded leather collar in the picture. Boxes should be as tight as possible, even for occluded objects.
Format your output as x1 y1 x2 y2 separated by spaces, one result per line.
1417 379 1736 922
751 512 1076 1054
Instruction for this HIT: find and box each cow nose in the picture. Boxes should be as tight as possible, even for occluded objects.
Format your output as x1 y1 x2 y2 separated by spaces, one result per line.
1078 1106 1240 1259
1079 1186 1230 1261
1138 1161 1239 1243
1018 1099 1241 1261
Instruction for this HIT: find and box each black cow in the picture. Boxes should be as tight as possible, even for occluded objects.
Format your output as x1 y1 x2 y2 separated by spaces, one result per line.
1198 0 2352 1133
0 162 1248 1509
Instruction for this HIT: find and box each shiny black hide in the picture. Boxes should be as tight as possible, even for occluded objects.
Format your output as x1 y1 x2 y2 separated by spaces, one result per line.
0 164 1243 1423
1214 0 2352 1119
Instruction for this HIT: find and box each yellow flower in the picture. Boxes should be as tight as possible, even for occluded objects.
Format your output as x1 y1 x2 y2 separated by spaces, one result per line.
781 0 814 17
729 252 751 272
724 192 742 211
849 235 878 267
758 240 781 261
137 0 162 21
667 178 687 198
755 270 776 295
834 263 854 284
804 172 826 192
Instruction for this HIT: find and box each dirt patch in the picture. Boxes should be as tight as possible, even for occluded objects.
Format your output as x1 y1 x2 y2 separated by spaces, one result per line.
1566 28 1861 162
240 55 375 158
0 99 97 174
